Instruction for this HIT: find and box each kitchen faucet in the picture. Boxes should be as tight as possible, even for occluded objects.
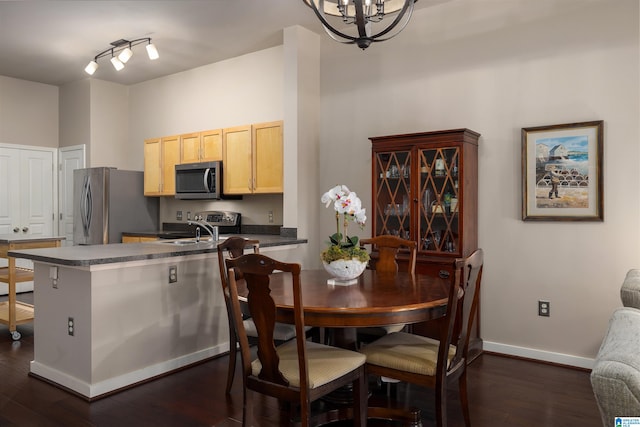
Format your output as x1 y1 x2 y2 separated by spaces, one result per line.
188 220 219 242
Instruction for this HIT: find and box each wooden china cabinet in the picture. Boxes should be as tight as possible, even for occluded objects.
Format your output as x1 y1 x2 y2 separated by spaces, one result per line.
369 128 482 357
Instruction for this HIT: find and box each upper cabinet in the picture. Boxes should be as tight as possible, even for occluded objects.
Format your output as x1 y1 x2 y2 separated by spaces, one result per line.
144 121 281 197
144 135 180 196
180 129 222 164
370 129 479 274
223 121 283 195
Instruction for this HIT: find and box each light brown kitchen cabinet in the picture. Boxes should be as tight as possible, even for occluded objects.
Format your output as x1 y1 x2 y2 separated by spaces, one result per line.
223 121 283 195
144 135 180 196
200 129 223 161
180 129 222 164
121 236 159 243
180 132 201 164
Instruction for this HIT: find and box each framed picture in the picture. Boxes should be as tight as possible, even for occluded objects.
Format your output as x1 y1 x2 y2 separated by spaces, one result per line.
522 120 603 221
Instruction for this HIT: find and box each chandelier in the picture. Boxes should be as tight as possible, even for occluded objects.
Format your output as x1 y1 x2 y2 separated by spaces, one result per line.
303 0 417 50
84 38 159 75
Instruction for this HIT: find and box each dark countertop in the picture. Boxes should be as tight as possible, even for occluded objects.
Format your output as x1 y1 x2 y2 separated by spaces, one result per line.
8 235 307 267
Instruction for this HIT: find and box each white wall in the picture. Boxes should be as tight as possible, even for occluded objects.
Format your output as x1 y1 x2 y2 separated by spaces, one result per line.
59 79 90 150
318 0 639 365
89 80 132 168
0 75 58 148
129 46 284 143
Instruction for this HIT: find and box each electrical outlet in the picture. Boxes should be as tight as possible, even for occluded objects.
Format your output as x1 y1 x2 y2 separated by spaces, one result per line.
176 210 183 220
169 265 177 283
538 300 550 317
268 210 274 223
186 211 191 221
68 317 74 336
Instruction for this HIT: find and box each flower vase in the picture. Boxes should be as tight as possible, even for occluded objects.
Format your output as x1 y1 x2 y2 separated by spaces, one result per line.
322 258 367 285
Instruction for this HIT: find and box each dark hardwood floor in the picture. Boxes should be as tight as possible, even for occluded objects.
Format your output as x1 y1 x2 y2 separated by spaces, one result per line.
0 292 602 426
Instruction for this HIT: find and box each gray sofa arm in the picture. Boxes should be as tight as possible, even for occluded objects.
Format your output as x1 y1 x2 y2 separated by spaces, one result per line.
621 269 640 309
591 307 640 426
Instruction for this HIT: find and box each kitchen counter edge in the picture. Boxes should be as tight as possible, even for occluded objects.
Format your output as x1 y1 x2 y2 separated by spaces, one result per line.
8 235 307 267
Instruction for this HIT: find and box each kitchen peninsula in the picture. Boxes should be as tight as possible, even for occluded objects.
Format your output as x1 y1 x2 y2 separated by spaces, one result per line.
9 235 306 400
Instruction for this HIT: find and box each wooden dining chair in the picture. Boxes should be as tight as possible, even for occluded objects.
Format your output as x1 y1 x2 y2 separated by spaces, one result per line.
226 253 367 427
217 237 299 395
357 235 418 345
360 234 417 275
360 248 484 427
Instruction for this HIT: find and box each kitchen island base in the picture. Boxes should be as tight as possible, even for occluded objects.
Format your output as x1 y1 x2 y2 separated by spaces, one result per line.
29 252 227 400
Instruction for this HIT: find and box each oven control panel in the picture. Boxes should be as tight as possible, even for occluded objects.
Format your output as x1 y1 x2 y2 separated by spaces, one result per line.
195 211 240 228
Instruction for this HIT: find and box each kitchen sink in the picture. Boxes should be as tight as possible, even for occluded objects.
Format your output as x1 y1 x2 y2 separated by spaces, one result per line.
155 236 227 245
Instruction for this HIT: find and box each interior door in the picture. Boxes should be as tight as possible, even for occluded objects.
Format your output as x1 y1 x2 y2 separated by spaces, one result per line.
0 145 55 293
59 146 86 246
0 148 20 235
21 149 54 237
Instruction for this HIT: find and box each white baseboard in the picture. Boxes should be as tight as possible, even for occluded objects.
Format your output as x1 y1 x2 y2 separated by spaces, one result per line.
30 343 227 399
483 341 595 370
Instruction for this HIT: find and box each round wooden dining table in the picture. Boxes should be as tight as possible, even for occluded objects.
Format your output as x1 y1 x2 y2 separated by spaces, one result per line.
236 268 452 349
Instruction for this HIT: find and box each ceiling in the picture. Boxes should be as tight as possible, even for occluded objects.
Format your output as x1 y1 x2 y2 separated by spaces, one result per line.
0 0 440 87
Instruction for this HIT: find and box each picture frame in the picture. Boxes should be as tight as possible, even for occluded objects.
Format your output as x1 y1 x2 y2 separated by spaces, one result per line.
521 120 603 221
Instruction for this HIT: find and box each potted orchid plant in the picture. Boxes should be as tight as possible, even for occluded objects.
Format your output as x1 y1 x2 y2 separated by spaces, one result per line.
320 185 370 279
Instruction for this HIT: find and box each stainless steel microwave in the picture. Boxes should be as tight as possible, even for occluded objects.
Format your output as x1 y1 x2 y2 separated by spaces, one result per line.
175 161 221 199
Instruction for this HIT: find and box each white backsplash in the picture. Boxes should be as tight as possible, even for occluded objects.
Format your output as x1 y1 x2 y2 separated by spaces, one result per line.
159 193 284 226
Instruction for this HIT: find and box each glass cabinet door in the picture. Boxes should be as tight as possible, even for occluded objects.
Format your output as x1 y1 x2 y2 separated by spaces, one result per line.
373 150 411 239
418 147 460 254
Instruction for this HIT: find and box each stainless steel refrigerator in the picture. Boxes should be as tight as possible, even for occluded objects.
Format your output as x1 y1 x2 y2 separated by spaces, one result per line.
73 167 159 245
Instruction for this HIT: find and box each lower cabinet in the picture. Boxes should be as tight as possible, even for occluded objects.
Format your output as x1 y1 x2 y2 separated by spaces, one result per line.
121 236 159 244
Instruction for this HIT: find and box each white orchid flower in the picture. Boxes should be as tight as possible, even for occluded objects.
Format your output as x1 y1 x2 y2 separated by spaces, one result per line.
321 185 343 207
354 208 367 226
335 191 360 215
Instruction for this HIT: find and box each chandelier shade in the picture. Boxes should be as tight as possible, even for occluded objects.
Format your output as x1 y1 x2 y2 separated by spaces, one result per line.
84 37 159 75
303 0 417 49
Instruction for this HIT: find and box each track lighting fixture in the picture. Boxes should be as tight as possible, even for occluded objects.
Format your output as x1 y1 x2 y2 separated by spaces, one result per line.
84 37 159 76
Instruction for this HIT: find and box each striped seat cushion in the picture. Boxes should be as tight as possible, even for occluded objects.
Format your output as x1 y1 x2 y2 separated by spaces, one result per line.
251 340 365 389
360 331 456 376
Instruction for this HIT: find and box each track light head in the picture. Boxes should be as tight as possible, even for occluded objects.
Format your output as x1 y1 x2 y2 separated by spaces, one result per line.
118 46 133 64
110 56 125 71
146 42 159 60
84 60 99 75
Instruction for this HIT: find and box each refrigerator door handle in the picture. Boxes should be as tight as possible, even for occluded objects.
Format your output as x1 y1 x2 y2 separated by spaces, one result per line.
81 175 92 236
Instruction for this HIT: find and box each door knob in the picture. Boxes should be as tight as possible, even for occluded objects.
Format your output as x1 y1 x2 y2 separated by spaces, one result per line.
22 227 29 233
13 227 19 233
